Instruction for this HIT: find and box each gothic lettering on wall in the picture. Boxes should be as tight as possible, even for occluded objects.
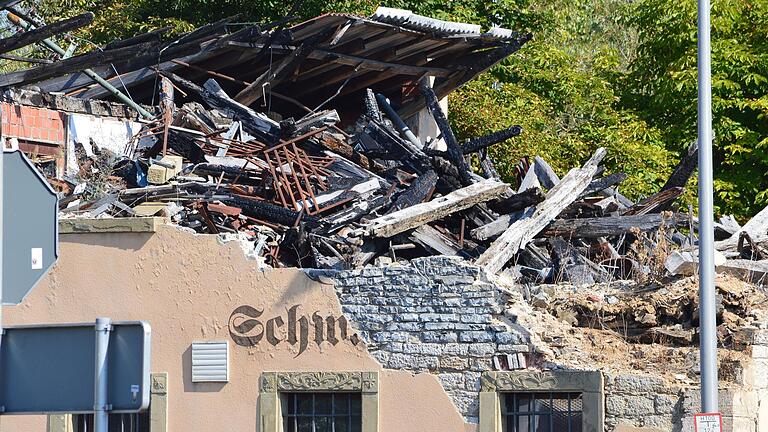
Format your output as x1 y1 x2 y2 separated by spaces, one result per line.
228 305 361 357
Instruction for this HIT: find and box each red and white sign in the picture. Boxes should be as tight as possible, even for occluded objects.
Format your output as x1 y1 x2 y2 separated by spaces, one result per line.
694 413 723 432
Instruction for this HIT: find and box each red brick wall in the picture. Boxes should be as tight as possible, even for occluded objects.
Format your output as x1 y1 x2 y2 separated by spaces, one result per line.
1 102 66 144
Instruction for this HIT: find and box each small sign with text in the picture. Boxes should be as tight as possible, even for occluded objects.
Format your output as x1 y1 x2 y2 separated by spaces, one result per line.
694 413 723 432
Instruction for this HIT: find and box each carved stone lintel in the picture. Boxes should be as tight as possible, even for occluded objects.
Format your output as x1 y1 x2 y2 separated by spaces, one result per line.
151 373 168 395
260 372 379 393
480 370 603 393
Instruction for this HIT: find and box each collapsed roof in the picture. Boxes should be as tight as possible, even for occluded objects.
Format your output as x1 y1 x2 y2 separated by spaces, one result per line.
2 7 530 121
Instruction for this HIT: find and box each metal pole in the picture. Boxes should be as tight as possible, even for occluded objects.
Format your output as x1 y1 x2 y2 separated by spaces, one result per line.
6 13 155 119
94 317 111 432
375 93 422 149
697 0 719 413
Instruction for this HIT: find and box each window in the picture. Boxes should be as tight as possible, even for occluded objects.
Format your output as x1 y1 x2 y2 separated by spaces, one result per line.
282 393 362 432
501 392 582 432
73 413 150 432
260 372 378 432
479 371 603 432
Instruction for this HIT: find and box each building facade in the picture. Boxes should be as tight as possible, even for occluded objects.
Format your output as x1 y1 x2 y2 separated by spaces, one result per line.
0 225 766 432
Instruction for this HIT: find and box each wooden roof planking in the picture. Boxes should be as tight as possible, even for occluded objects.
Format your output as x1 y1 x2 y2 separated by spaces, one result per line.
3 8 530 122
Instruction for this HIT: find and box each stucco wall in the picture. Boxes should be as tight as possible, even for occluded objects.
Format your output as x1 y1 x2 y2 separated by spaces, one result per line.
0 226 470 432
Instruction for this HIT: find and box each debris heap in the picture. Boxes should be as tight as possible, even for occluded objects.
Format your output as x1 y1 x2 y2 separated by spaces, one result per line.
1 7 766 282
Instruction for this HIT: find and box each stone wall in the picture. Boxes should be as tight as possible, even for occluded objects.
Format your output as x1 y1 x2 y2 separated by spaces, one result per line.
330 256 768 431
604 373 685 431
331 256 530 423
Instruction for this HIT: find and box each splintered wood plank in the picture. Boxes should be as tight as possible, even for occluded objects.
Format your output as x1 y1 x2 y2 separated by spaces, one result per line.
540 213 688 238
476 148 606 274
367 179 508 238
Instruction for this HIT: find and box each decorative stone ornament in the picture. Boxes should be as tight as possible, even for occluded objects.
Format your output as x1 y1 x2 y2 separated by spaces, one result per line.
259 371 379 432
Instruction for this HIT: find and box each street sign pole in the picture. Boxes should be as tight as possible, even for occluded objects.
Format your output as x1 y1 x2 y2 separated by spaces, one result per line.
94 318 111 432
697 0 719 414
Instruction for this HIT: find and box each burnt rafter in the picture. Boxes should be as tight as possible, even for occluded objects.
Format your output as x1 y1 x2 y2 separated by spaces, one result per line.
0 12 94 55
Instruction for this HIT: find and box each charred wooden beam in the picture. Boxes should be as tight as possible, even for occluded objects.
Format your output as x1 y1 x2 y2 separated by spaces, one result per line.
0 12 93 55
487 187 544 214
541 213 687 238
318 131 376 171
364 88 383 122
367 179 508 238
175 15 241 45
623 186 684 215
0 53 52 64
163 72 280 144
661 141 698 192
388 170 438 213
235 36 320 106
0 0 23 10
221 195 317 228
471 207 534 241
0 41 159 88
478 149 501 180
477 148 605 273
461 125 522 154
103 26 172 50
419 77 472 186
579 173 628 199
430 156 463 192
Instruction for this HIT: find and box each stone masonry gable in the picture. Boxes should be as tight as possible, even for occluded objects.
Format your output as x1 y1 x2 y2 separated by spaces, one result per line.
331 256 530 423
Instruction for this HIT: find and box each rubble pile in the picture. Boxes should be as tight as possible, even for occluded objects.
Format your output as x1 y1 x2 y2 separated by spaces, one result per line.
532 276 768 347
1 7 766 280
506 275 764 382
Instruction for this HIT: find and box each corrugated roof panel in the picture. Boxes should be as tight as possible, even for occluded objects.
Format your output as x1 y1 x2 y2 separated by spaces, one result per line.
371 7 481 36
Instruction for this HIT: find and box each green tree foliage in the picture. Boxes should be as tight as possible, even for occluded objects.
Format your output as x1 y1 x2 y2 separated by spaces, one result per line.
449 0 673 199
622 0 768 217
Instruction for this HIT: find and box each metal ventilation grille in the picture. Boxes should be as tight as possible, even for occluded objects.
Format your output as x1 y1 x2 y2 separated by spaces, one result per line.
191 341 229 382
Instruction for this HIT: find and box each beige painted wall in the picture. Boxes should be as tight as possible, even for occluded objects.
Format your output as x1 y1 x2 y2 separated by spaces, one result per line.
0 226 470 432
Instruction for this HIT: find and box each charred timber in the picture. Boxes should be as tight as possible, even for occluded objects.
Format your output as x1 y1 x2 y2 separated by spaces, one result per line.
661 142 698 192
419 77 472 186
540 213 688 238
624 186 685 215
461 125 522 154
579 173 628 198
0 12 94 55
388 170 438 213
103 26 172 51
487 187 544 214
163 72 280 144
221 195 318 228
0 41 160 88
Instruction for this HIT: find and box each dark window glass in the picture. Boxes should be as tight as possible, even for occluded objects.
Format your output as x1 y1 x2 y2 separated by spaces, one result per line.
73 413 150 432
501 392 583 432
282 393 362 432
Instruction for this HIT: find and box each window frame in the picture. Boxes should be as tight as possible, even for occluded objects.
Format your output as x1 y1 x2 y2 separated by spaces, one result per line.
259 372 378 432
478 371 603 432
